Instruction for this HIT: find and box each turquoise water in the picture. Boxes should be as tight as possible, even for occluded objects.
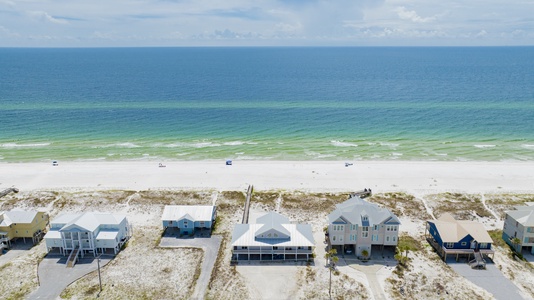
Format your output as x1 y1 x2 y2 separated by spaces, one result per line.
1 47 534 162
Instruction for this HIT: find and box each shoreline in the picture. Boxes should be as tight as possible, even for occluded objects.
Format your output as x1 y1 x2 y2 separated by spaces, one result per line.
2 160 534 194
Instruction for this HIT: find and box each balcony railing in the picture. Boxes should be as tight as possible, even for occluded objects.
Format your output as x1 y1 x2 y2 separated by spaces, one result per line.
233 249 313 255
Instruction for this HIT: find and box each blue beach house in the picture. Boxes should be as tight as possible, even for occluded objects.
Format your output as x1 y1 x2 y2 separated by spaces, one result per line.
162 205 216 236
426 213 494 264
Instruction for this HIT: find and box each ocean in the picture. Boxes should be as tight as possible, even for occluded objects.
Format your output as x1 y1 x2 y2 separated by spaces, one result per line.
1 47 534 162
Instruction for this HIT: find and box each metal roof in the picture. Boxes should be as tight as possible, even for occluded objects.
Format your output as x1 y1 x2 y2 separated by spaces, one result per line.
50 212 127 233
255 212 291 238
328 196 400 226
162 205 215 222
0 209 39 226
231 212 314 247
96 231 119 240
43 230 62 240
506 206 534 226
428 213 493 243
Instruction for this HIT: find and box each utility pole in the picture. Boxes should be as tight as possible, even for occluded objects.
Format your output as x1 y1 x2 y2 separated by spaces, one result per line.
97 255 102 297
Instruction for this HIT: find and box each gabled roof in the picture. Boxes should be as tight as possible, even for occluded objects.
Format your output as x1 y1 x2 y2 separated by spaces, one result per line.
428 213 493 243
327 196 400 226
506 205 534 226
50 212 127 233
0 209 39 226
255 212 290 238
162 205 215 222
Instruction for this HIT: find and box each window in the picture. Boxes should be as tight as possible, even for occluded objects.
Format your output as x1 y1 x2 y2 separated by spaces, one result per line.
333 236 336 241
339 237 343 242
393 236 396 242
273 246 278 250
372 235 378 241
374 225 379 231
308 246 312 250
351 224 357 231
361 231 369 238
274 233 278 237
362 216 368 221
461 242 467 246
242 246 248 250
386 236 390 242
479 243 488 249
445 242 454 248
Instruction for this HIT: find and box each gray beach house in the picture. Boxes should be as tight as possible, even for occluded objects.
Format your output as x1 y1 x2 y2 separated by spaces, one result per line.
502 202 534 255
327 196 400 257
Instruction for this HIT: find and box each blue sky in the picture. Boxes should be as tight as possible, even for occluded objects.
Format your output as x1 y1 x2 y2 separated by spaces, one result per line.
1 0 533 47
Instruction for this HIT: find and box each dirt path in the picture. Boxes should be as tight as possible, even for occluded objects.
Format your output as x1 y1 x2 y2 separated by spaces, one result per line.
480 193 500 220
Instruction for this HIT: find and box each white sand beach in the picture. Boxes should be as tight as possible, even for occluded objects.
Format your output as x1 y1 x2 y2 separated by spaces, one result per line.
2 160 534 194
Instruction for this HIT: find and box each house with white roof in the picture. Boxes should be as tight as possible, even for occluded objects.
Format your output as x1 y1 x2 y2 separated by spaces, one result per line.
0 209 48 249
327 196 400 257
502 203 534 254
44 212 131 259
162 205 216 235
231 211 315 261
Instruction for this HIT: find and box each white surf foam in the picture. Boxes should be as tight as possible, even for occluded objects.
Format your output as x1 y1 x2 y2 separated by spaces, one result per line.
330 140 358 147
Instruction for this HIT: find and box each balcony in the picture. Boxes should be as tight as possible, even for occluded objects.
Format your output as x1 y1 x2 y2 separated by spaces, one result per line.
233 248 313 255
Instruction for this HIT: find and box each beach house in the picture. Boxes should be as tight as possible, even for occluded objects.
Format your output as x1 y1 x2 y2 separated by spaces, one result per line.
44 212 131 258
231 211 315 261
161 205 216 235
327 196 400 257
426 213 494 264
0 209 48 249
502 202 534 254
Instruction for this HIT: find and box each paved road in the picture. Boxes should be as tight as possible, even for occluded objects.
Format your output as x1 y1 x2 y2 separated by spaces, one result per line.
28 254 112 300
448 260 527 300
160 235 222 300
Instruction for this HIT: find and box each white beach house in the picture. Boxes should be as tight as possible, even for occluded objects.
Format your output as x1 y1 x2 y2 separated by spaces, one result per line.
503 202 534 254
161 205 216 235
44 212 131 258
231 211 315 261
327 196 400 257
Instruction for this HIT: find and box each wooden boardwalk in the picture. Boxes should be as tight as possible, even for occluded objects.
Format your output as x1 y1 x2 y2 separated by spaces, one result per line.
241 185 253 224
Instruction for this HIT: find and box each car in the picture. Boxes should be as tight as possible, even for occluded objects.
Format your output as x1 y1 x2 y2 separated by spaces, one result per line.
52 160 59 166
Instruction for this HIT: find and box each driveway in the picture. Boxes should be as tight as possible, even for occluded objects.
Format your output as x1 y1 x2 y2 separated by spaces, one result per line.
344 257 396 300
160 234 222 300
0 240 35 267
27 254 113 300
448 259 526 300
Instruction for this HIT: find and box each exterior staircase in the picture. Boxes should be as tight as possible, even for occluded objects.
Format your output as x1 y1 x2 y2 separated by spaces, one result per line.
469 250 486 269
67 246 80 268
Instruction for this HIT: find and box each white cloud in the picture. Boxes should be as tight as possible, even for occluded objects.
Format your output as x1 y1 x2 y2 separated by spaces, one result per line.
0 25 20 37
395 6 436 23
28 11 69 24
475 30 487 37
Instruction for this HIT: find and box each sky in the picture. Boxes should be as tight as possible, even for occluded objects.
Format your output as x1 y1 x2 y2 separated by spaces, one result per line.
1 0 533 47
